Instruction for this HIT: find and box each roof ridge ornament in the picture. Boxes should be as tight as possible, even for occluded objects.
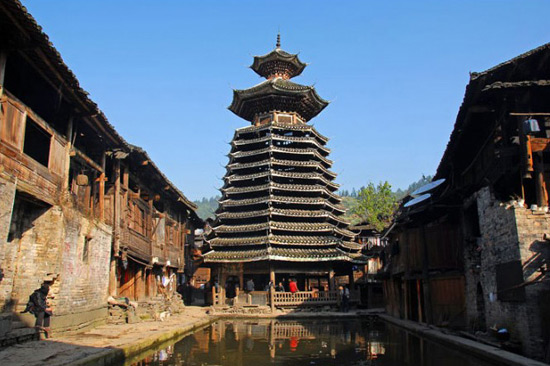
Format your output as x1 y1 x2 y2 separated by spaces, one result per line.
276 33 281 49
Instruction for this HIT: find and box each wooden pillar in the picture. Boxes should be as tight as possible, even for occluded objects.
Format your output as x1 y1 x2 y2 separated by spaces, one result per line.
108 256 118 297
98 173 105 220
269 265 275 284
535 151 547 207
421 227 433 324
135 265 144 300
270 286 275 313
148 199 154 259
113 159 121 256
0 51 7 98
62 116 74 191
417 279 424 322
238 266 244 290
109 159 121 297
98 153 106 221
269 264 276 311
348 270 357 302
402 280 408 320
219 267 226 305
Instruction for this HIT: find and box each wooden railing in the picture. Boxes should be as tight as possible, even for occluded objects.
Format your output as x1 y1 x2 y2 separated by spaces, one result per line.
165 246 182 267
273 290 338 306
213 288 339 307
122 227 151 260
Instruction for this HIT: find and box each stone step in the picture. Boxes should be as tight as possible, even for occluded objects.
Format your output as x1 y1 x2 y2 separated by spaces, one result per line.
10 320 28 330
0 327 39 348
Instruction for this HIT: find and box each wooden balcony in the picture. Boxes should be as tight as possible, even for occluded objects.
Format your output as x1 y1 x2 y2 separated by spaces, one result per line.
0 91 67 202
122 227 151 261
165 246 182 268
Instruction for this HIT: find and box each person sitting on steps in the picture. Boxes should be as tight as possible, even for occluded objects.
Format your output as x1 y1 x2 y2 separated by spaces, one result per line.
22 283 52 338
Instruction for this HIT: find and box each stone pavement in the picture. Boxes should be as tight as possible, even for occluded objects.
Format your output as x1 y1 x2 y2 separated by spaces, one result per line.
0 306 212 366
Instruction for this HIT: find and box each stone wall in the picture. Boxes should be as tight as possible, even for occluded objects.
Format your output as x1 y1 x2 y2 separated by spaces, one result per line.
0 174 112 334
0 176 17 312
465 186 550 360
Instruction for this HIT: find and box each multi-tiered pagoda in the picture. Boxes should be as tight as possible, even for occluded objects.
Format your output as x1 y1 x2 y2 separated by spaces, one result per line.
203 36 365 295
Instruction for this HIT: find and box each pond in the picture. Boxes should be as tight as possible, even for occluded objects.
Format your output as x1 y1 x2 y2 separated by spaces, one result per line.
129 318 497 366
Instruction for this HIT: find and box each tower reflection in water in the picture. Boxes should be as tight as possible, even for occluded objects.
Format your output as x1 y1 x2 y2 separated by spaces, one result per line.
131 319 494 366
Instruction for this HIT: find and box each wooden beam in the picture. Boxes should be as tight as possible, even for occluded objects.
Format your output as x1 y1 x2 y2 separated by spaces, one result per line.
0 52 7 87
535 152 548 207
98 151 106 221
530 137 550 153
510 112 550 116
70 147 104 173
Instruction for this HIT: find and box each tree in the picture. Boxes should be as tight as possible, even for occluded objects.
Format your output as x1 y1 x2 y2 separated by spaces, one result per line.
351 181 398 232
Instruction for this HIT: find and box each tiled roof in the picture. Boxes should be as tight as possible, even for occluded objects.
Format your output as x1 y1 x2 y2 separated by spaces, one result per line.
232 134 331 155
251 48 307 79
203 247 367 263
229 78 329 122
235 122 329 143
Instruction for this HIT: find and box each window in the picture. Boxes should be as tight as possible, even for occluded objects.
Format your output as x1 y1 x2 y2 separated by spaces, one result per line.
82 236 91 263
128 200 147 236
23 116 51 167
496 260 526 302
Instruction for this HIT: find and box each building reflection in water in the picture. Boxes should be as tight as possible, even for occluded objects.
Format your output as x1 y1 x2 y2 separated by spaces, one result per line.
130 319 494 366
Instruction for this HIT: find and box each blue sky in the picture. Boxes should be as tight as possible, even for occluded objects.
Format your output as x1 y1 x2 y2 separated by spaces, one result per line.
22 0 550 200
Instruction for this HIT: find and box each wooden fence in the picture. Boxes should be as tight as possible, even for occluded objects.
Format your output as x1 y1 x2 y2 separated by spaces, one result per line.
214 289 342 308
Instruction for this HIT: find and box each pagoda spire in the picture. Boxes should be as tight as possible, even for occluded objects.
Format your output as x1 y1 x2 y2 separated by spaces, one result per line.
250 38 307 80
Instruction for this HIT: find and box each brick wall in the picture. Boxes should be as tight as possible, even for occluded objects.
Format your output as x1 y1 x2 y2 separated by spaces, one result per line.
0 177 17 311
465 186 550 360
0 175 112 333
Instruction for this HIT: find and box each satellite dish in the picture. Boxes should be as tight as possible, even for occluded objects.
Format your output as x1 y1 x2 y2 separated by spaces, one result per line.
404 193 431 208
410 179 446 197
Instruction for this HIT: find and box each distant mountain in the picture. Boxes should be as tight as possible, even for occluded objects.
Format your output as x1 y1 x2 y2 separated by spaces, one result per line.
193 196 220 220
394 174 433 200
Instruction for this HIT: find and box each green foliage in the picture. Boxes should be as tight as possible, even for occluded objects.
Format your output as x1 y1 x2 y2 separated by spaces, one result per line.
340 196 361 224
194 196 220 220
394 174 433 200
351 181 399 232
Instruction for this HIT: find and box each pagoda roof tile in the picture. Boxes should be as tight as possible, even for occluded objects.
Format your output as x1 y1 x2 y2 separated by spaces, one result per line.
235 122 329 143
229 78 329 122
250 48 307 79
203 247 367 264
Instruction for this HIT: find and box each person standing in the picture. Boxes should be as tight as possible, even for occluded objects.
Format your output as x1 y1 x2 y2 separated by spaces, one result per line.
245 278 255 304
225 279 236 305
184 280 194 305
289 279 298 293
341 285 350 312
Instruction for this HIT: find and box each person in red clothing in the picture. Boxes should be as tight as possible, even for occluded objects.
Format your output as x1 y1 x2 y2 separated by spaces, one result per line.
288 279 298 293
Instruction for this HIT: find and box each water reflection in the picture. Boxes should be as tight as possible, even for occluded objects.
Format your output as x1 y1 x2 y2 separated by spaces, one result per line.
131 319 495 366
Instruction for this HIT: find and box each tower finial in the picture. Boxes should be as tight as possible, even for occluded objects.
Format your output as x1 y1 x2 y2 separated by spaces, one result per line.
276 32 281 49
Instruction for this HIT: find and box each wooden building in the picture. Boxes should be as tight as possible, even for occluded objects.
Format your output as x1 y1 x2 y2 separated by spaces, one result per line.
0 0 200 340
349 222 386 308
112 145 202 302
382 43 550 361
203 36 366 307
